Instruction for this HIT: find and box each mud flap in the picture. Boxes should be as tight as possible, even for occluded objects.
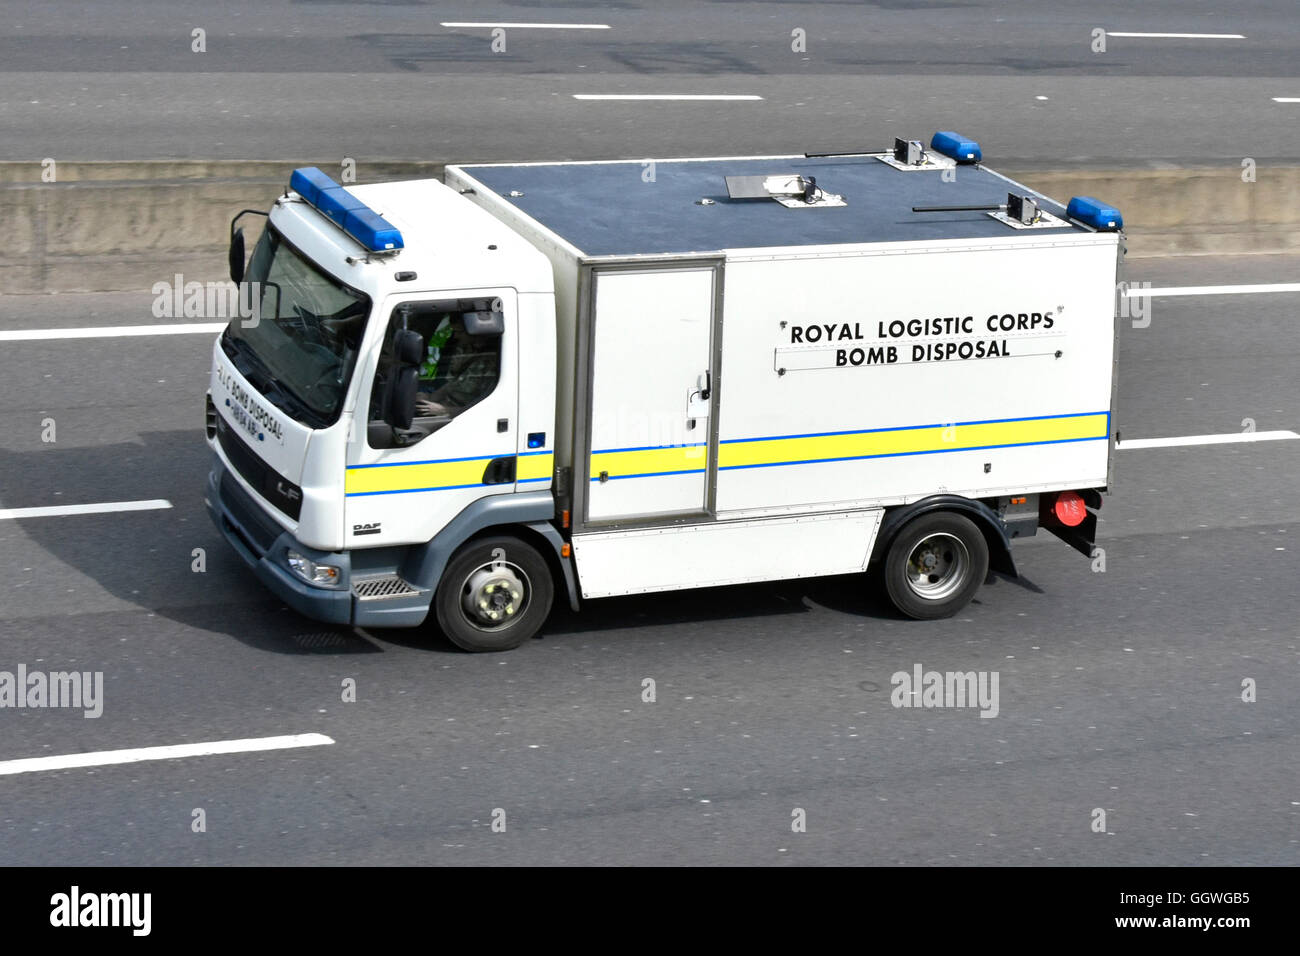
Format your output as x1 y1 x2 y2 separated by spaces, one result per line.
1041 488 1102 558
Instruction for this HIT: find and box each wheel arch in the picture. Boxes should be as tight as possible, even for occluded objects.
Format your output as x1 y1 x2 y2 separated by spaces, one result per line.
402 491 579 613
459 521 580 613
871 494 1016 578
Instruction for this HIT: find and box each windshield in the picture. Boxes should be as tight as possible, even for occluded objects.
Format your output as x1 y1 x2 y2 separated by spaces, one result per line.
222 226 370 427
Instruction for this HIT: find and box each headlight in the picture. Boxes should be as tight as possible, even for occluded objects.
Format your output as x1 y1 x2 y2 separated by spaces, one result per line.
286 550 341 586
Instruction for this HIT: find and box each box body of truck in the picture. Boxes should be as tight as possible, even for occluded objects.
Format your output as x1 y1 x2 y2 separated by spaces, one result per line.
206 140 1121 650
445 154 1119 599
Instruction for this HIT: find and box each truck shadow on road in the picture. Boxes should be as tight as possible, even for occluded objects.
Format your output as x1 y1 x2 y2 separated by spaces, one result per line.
554 573 900 635
377 568 1044 652
2 429 1037 657
378 571 914 654
0 429 385 656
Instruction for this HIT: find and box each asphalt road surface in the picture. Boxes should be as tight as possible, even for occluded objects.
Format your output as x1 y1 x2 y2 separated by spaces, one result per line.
0 254 1297 865
2 0 1298 163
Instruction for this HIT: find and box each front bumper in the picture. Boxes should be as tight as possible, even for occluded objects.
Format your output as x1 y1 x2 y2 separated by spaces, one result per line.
205 459 354 625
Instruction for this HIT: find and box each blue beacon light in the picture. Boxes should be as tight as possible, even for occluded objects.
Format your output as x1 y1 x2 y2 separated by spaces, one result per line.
929 131 982 164
288 167 405 252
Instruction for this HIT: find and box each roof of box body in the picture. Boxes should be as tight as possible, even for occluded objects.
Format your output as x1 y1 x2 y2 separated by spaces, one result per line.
455 155 1086 258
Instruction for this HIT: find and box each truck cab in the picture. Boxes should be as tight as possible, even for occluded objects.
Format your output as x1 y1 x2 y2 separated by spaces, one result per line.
206 170 564 648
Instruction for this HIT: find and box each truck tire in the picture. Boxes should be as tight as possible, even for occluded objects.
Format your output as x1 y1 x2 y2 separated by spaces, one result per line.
882 512 989 620
434 535 554 652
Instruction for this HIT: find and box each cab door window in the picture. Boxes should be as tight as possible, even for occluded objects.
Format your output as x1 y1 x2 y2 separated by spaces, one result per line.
368 299 503 449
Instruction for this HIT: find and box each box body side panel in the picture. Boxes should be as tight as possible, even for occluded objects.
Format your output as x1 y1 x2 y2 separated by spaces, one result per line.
572 509 883 598
714 237 1118 514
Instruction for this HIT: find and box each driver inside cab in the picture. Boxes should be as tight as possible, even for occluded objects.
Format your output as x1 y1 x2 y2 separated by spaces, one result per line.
413 314 500 419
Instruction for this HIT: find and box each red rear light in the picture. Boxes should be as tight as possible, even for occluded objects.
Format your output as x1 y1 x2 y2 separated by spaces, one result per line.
1053 491 1087 527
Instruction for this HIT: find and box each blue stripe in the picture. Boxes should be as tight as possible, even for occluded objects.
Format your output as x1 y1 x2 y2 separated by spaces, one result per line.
346 482 487 497
592 440 709 455
720 410 1110 446
349 448 551 471
718 434 1108 473
348 452 498 471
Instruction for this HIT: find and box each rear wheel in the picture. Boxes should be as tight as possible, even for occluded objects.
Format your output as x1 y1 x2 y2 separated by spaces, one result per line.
883 512 989 620
434 535 554 652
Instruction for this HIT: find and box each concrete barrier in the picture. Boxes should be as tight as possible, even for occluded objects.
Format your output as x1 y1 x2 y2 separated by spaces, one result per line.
1 162 442 296
2 160 1296 294
1010 164 1300 258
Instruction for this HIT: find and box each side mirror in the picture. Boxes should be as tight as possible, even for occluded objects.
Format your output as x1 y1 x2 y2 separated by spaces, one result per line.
384 328 424 431
393 328 424 366
228 227 246 284
463 310 504 336
387 366 419 430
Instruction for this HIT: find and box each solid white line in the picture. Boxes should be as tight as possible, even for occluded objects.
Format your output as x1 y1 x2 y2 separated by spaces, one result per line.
0 323 226 342
1105 32 1245 39
1119 430 1299 450
0 733 335 777
0 499 172 520
441 22 609 29
1124 283 1300 297
574 94 764 101
1274 98 1300 103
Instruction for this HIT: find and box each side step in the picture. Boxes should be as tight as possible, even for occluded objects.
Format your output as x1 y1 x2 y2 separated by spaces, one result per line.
352 575 423 602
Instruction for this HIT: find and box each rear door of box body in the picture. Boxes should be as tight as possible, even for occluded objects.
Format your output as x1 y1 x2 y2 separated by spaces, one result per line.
579 261 722 525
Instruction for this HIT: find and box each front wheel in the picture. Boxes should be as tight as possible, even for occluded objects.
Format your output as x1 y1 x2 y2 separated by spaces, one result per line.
434 535 554 652
882 512 989 620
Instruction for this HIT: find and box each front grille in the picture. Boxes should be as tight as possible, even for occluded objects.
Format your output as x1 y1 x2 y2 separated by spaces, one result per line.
215 411 303 521
353 576 421 601
219 470 283 555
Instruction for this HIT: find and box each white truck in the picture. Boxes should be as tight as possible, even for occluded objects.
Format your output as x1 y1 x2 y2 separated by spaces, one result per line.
206 133 1124 651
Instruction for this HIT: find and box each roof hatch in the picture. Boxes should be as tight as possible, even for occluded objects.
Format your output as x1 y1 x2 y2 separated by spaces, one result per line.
723 173 846 209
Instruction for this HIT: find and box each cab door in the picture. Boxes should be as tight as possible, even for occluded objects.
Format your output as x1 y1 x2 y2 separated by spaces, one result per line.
344 289 518 548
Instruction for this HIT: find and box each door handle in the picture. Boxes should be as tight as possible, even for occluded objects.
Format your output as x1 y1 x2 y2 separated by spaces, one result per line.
686 370 711 431
482 456 517 484
688 371 712 405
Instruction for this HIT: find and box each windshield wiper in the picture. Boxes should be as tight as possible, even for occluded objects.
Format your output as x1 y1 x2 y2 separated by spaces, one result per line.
221 333 326 428
221 332 269 385
264 378 321 421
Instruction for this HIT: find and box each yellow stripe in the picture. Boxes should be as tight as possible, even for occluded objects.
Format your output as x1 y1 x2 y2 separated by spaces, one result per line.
346 456 495 495
350 415 1104 493
517 452 554 482
590 444 709 479
719 414 1108 470
346 451 555 495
